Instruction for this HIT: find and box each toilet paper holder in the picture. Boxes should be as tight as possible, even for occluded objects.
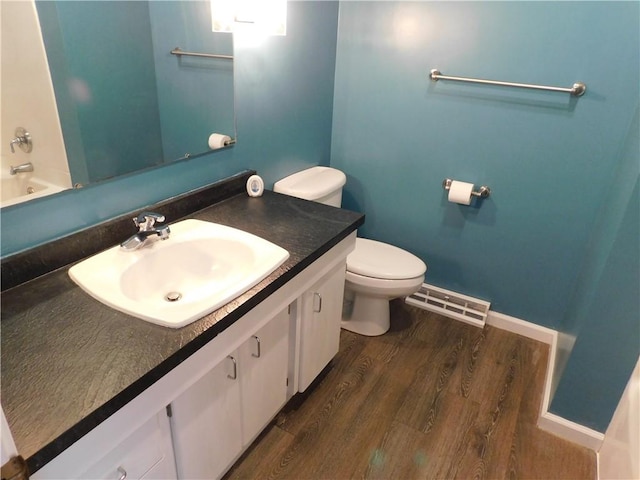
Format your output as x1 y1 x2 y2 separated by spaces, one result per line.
442 178 491 198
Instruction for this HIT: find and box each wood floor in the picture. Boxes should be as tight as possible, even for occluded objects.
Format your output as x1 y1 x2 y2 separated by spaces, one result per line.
224 301 596 480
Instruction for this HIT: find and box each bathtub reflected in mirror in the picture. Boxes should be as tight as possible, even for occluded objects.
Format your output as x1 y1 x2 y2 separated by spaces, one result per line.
0 173 66 209
1 0 235 209
1 1 74 208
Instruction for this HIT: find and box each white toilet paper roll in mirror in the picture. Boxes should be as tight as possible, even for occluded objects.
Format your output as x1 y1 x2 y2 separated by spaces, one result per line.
448 180 474 205
208 133 231 149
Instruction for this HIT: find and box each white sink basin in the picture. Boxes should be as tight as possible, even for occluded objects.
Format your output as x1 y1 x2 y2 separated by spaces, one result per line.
68 219 289 328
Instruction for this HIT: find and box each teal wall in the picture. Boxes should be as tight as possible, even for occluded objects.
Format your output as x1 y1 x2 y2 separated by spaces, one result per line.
37 1 164 184
550 107 639 431
0 1 339 256
2 0 638 434
331 1 639 432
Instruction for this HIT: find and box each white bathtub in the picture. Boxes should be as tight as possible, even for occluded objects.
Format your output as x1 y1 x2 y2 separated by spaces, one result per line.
1 174 66 208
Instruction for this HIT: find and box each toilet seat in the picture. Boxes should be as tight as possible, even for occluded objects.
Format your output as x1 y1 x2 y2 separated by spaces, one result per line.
347 238 426 280
345 270 424 297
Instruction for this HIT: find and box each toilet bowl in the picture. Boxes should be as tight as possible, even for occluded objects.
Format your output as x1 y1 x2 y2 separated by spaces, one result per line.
342 238 426 336
274 166 427 336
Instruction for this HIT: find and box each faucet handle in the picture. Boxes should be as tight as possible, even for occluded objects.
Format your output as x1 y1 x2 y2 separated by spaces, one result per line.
134 211 165 231
9 127 32 154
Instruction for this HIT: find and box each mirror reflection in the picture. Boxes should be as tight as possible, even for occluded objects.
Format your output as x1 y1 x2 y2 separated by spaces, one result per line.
1 0 235 209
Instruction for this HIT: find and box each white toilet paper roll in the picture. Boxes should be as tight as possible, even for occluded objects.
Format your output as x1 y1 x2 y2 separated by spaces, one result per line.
208 133 231 149
448 180 474 205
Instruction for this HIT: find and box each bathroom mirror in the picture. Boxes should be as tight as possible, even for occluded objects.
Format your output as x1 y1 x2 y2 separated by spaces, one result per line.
1 0 235 208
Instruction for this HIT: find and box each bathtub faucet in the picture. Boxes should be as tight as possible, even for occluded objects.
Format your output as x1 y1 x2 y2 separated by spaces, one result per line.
9 162 34 175
120 212 171 251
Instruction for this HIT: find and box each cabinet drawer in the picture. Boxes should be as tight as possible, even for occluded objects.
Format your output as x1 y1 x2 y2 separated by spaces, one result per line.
78 412 176 480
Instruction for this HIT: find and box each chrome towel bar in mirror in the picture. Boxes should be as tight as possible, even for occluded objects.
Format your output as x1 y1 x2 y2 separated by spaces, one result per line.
171 47 234 60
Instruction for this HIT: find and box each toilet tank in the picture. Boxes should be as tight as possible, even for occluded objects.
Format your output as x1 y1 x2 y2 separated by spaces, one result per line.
273 166 346 207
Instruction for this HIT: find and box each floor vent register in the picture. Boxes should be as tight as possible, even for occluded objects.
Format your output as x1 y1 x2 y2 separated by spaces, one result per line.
405 283 490 328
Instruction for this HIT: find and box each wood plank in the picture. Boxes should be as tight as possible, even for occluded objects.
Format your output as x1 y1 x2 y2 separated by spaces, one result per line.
447 324 487 399
445 333 525 479
394 318 470 433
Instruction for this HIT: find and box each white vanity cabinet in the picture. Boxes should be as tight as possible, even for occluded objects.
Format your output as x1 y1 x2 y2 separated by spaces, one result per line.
170 307 290 479
25 232 357 480
297 262 346 392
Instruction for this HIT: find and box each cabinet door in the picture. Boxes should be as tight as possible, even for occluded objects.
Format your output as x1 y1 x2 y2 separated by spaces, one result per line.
78 411 177 480
170 355 242 480
298 263 346 392
239 308 290 445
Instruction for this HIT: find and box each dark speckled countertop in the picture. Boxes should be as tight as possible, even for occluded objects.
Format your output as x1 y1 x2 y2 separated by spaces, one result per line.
0 171 364 474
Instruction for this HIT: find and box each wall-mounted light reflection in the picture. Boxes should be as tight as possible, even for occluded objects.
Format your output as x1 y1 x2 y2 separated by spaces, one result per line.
211 0 286 36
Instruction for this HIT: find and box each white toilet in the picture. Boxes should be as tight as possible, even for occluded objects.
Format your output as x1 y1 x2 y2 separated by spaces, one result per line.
274 166 427 336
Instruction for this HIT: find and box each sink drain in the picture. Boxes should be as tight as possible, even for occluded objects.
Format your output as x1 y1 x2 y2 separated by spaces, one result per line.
165 292 182 302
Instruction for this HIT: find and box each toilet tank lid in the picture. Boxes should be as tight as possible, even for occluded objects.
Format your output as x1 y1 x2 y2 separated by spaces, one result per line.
273 166 346 201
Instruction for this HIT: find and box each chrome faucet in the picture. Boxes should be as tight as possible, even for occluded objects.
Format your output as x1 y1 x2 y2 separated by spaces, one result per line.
120 212 170 251
9 162 34 175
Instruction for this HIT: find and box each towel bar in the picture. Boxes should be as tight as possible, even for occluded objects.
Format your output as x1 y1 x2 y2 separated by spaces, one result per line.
430 69 586 97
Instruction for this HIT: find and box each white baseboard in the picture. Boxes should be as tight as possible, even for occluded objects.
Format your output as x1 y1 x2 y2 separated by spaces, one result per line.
538 411 604 451
486 310 604 451
486 310 556 345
